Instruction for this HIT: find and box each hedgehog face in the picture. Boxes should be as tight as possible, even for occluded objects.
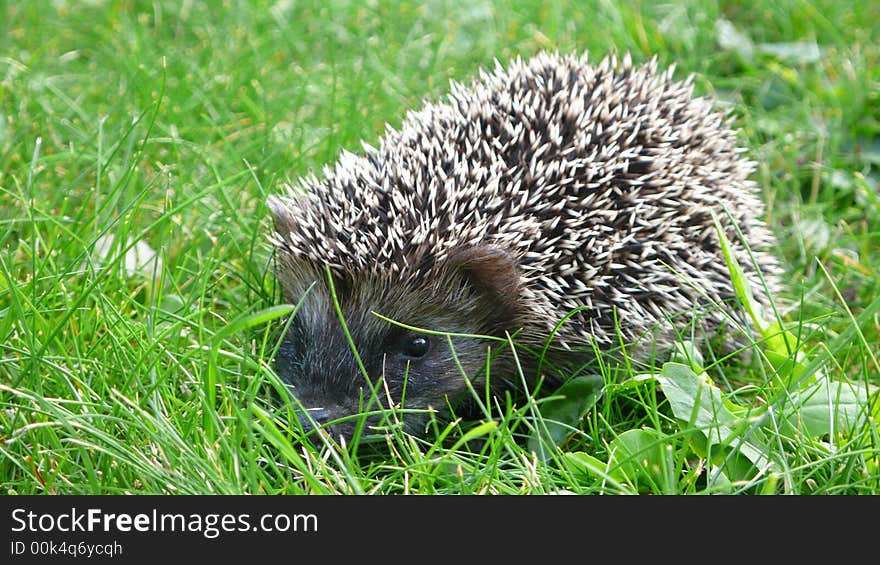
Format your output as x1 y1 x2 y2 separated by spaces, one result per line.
272 251 520 440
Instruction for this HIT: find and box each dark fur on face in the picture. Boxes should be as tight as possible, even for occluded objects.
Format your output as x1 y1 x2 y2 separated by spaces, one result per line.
273 247 537 440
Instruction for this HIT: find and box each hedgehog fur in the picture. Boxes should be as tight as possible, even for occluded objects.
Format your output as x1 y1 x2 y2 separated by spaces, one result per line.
267 51 782 438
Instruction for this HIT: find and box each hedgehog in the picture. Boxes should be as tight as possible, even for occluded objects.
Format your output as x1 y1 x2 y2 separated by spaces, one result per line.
267 51 782 440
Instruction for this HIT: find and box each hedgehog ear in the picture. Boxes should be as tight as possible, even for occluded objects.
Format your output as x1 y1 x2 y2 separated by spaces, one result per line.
447 246 520 312
267 195 295 235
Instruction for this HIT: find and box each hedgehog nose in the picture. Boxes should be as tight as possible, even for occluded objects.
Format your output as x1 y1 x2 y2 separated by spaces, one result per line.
305 408 330 422
294 407 330 431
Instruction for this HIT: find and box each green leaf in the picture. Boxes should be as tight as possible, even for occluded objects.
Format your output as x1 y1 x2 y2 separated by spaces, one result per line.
689 432 760 485
564 452 628 487
448 420 498 452
782 378 873 438
764 349 803 384
657 363 775 471
609 428 671 491
527 374 604 456
713 213 767 333
658 363 738 434
669 340 705 374
764 321 800 357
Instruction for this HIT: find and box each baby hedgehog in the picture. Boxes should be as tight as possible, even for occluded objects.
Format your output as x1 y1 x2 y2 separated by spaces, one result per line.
268 51 781 439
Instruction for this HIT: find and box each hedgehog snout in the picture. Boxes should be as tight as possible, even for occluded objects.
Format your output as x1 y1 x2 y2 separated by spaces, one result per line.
289 403 361 441
291 406 331 432
286 385 367 434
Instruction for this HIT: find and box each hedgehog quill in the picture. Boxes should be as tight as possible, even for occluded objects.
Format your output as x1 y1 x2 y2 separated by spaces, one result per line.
267 52 782 440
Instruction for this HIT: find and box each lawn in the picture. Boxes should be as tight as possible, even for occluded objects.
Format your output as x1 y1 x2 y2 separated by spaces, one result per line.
1 0 878 494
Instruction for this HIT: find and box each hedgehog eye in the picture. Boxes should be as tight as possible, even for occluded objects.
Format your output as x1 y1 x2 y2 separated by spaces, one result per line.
399 335 430 359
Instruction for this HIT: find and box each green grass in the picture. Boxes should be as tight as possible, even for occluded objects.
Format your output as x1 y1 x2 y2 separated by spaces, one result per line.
1 0 878 494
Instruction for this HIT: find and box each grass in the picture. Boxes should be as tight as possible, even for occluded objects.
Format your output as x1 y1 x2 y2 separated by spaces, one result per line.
1 0 878 494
